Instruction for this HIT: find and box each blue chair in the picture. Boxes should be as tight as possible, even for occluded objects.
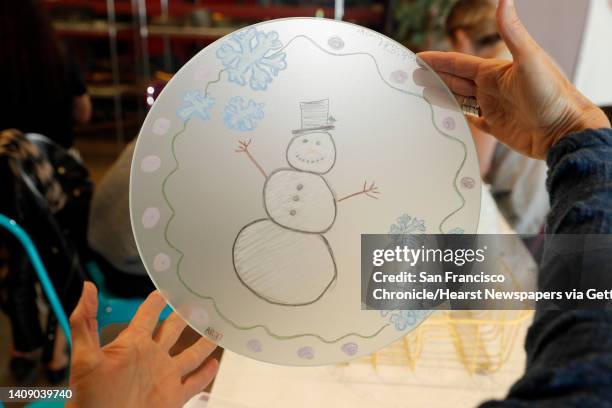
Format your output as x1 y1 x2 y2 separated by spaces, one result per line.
0 214 72 349
0 214 71 408
0 214 170 407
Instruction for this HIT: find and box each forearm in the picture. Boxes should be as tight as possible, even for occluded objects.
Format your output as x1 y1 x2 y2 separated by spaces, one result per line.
545 129 612 235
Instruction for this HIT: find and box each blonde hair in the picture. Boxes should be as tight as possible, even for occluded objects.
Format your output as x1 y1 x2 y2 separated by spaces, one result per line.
446 0 501 50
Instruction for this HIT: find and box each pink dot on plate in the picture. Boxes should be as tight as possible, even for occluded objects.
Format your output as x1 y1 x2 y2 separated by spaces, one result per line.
341 342 358 356
443 117 456 130
461 177 476 189
153 253 171 272
190 308 210 327
194 66 210 81
297 346 314 360
152 118 171 135
141 155 161 173
390 70 408 84
141 207 160 228
327 36 345 50
246 339 262 353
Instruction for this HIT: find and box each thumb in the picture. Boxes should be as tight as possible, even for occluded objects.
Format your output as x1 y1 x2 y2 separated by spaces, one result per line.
496 0 538 59
69 282 101 367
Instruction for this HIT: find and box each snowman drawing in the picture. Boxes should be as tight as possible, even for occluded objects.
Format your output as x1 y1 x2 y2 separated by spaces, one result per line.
233 99 380 306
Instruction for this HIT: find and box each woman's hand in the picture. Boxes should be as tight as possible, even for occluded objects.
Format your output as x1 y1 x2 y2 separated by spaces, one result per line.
418 0 610 159
67 282 219 408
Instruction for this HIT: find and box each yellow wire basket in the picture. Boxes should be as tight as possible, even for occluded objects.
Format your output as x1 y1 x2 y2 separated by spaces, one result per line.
357 310 533 374
355 244 537 374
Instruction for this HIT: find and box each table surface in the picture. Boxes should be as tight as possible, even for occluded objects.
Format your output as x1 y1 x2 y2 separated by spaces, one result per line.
185 186 535 408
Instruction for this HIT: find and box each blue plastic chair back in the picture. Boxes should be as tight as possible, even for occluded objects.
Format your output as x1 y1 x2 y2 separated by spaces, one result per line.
0 215 72 408
0 214 72 348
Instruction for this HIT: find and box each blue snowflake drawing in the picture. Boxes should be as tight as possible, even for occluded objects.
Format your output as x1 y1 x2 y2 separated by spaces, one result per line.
177 91 215 122
216 28 287 91
380 310 429 331
389 214 426 246
448 227 466 234
223 96 265 131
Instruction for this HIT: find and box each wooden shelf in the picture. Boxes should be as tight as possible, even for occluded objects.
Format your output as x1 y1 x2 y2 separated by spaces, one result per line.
45 0 384 25
186 4 385 23
54 20 238 41
47 0 388 146
44 0 135 15
88 83 142 98
147 24 237 40
53 21 132 38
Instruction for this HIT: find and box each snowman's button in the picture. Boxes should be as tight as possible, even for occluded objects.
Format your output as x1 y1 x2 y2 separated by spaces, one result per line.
292 195 300 202
290 209 297 216
296 184 303 191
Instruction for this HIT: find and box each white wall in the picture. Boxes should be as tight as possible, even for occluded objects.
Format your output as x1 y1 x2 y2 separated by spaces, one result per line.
515 0 590 80
574 0 612 106
515 0 612 107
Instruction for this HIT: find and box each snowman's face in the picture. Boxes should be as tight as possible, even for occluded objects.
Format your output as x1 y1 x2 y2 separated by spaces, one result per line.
286 132 336 174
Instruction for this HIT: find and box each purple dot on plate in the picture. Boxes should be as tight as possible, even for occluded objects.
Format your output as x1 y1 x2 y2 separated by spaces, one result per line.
461 177 476 189
341 342 358 356
327 36 345 50
390 70 408 84
153 253 171 272
152 118 170 135
297 346 314 360
246 339 262 353
443 117 456 130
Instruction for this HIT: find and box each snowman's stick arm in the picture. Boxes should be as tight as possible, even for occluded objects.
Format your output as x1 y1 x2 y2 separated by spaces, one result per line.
246 150 267 178
337 180 380 202
337 191 366 202
236 140 267 178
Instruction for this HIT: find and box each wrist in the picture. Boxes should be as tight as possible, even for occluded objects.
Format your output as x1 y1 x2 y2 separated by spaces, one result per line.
553 101 611 146
578 106 611 131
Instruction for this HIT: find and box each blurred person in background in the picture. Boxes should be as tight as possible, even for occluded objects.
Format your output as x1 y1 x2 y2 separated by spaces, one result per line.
0 0 91 149
0 0 92 383
445 0 549 235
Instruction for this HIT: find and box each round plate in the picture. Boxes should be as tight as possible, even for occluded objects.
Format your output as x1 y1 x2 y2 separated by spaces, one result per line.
130 18 481 366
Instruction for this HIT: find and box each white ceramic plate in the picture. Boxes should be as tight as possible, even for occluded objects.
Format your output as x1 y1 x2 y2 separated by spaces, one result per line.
130 18 481 366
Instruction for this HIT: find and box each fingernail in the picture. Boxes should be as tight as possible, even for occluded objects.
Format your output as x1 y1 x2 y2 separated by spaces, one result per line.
81 281 91 298
84 282 97 310
208 358 220 373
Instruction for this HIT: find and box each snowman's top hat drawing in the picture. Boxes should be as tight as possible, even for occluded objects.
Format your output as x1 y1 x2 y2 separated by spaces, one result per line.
292 99 336 134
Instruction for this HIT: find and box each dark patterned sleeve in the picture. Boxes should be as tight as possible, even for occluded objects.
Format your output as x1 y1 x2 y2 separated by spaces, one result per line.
481 128 612 407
